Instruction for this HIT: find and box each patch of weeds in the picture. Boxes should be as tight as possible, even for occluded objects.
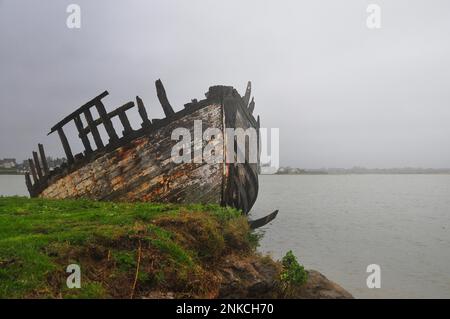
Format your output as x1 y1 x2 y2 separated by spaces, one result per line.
153 270 165 285
152 212 225 262
223 216 254 251
205 205 241 223
150 238 193 267
147 224 172 240
63 282 107 299
279 250 308 296
113 251 136 272
247 230 262 250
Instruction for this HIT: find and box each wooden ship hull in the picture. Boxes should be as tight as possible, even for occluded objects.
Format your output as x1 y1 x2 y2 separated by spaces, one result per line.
25 81 273 221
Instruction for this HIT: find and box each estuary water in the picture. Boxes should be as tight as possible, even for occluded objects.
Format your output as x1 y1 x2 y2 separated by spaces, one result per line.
0 175 29 197
252 174 450 298
1 174 449 298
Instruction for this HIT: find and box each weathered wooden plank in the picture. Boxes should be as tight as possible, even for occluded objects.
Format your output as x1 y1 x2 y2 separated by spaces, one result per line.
118 110 133 135
222 93 260 214
235 174 249 214
38 143 50 176
242 81 251 107
74 115 93 154
48 91 109 135
84 109 104 149
83 102 135 134
28 158 38 184
57 128 74 164
33 151 43 180
248 97 255 114
95 100 119 142
75 153 84 162
108 102 135 117
25 172 33 190
249 210 278 229
184 99 198 109
136 96 152 128
155 79 175 117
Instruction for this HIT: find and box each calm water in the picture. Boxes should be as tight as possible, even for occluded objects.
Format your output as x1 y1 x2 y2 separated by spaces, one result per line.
1 174 449 298
0 175 29 197
251 175 450 298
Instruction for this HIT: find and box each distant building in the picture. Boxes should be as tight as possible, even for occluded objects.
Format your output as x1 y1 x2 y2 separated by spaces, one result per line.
16 157 66 172
0 158 17 169
47 157 66 169
275 166 307 175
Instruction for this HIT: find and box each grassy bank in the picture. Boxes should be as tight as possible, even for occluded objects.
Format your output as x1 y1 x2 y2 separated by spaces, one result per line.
0 197 353 299
0 197 263 298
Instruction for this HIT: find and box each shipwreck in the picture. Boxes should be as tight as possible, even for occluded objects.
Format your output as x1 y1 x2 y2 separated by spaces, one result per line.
25 80 277 228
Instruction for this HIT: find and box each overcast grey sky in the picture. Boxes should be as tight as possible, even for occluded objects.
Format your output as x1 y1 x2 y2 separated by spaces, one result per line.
1 0 449 168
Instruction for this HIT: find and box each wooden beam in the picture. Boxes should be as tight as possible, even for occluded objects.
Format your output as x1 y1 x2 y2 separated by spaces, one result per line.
28 159 38 184
57 128 74 164
83 102 135 134
74 115 93 154
95 100 119 142
248 97 255 114
184 99 198 109
48 91 109 135
25 172 33 191
155 79 175 117
136 96 152 128
242 81 251 107
38 144 50 176
118 110 133 135
84 109 104 149
74 153 84 162
33 151 43 180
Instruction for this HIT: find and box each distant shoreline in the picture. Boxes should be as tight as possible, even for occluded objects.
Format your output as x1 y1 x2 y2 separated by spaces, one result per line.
0 171 25 176
262 172 450 175
263 167 450 175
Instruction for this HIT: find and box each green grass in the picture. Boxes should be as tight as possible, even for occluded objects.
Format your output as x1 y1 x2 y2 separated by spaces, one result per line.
0 196 250 298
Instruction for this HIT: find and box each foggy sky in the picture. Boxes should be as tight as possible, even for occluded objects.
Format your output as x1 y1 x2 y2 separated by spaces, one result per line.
1 0 450 168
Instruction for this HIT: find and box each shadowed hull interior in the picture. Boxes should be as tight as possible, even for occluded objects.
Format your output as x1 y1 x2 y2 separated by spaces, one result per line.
222 92 260 214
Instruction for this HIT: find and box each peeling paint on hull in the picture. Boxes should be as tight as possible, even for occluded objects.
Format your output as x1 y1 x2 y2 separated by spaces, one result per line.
40 104 224 205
